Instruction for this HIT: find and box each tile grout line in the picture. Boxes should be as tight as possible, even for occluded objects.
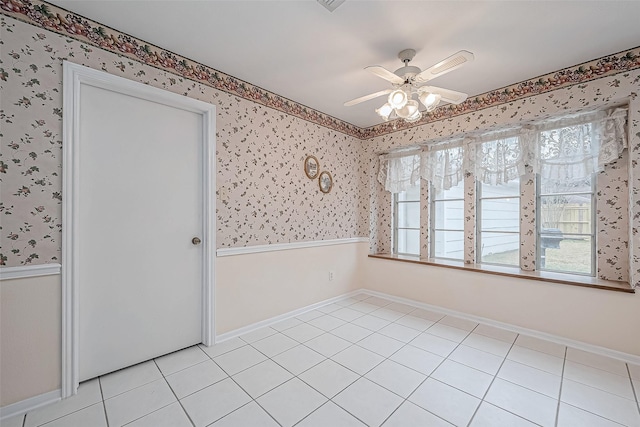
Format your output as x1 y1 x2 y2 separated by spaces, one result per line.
150 358 197 427
554 346 568 427
196 344 280 427
306 297 512 426
241 298 414 426
97 377 110 427
557 363 637 426
626 363 640 417
176 295 619 426
376 323 478 427
465 331 518 427
200 342 285 427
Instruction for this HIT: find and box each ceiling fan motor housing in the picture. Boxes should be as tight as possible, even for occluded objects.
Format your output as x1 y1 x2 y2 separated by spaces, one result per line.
395 49 420 80
395 65 421 80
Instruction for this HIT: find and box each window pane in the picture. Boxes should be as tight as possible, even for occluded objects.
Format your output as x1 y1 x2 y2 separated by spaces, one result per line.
539 235 593 275
433 180 464 200
397 201 420 228
398 183 420 202
479 232 520 266
480 198 519 232
479 178 520 198
396 229 420 255
433 200 464 230
433 230 464 260
539 195 592 235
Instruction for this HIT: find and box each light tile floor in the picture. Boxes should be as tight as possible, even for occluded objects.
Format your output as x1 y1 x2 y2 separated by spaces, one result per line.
6 293 640 427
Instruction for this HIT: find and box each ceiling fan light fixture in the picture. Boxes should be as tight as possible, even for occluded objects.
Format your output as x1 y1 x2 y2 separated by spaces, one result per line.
405 110 423 123
419 92 441 109
388 89 408 109
376 103 393 120
396 100 419 119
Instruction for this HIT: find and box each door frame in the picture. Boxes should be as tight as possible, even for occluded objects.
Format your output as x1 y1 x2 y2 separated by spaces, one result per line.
61 61 216 398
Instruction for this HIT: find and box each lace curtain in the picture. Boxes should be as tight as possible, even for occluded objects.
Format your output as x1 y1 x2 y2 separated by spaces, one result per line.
378 107 627 193
525 108 628 186
474 136 527 186
377 153 421 193
421 144 466 191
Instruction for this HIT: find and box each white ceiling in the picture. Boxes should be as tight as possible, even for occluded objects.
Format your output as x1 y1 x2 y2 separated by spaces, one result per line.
49 0 640 128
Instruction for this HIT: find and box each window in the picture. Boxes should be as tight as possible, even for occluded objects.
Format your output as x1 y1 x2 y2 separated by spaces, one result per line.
393 182 420 256
535 121 598 276
431 180 464 260
477 179 520 266
537 174 595 276
378 107 627 284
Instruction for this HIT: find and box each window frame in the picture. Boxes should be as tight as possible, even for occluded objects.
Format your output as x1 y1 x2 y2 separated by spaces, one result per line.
392 186 420 257
535 173 597 277
476 180 521 267
429 183 465 261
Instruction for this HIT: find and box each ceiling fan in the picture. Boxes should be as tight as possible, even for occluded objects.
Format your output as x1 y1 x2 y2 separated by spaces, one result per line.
345 49 474 123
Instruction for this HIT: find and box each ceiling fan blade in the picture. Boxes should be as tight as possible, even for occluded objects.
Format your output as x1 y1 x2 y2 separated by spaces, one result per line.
344 89 392 107
365 66 405 85
421 86 469 104
414 50 474 83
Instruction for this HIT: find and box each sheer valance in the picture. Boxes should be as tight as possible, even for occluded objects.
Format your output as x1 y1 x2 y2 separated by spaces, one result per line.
524 108 628 186
420 142 466 191
377 153 421 193
377 107 628 193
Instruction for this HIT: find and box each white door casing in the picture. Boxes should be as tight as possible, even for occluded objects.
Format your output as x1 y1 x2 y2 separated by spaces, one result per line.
62 62 215 397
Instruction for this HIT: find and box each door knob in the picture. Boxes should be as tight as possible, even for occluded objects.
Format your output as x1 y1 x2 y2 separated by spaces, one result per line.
192 237 202 245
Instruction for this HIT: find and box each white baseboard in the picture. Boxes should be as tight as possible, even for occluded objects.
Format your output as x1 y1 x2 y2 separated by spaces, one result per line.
361 289 640 366
214 289 364 342
216 237 368 257
0 389 61 421
0 263 61 280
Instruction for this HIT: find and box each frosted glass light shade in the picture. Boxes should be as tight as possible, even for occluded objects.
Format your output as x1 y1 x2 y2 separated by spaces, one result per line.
388 90 409 109
420 92 442 111
376 103 393 120
396 100 419 119
405 109 422 123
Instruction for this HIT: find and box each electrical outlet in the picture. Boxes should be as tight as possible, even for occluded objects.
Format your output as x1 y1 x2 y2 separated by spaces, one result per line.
329 271 335 281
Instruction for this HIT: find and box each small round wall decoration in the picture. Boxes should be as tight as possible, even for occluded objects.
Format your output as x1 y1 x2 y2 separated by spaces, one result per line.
318 171 333 194
304 155 320 179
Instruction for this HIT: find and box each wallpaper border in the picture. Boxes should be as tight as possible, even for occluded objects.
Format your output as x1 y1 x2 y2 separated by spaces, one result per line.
1 0 639 140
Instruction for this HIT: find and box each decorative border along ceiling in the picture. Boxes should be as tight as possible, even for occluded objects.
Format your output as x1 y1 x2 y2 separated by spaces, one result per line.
2 0 639 140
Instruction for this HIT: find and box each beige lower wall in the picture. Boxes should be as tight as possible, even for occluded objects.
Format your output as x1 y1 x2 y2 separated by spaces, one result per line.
215 242 367 334
3 243 638 408
0 275 61 407
363 257 640 356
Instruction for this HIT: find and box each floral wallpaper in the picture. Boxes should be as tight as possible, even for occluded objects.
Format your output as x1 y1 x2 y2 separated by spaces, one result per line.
0 0 363 139
628 95 640 289
597 151 629 282
364 68 640 287
0 15 367 267
419 182 429 258
463 156 476 264
1 1 638 141
1 1 638 287
519 168 536 271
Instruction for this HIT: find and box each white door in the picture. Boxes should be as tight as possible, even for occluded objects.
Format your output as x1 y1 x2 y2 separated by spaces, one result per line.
76 82 205 381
